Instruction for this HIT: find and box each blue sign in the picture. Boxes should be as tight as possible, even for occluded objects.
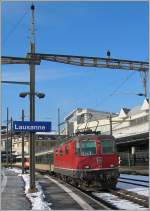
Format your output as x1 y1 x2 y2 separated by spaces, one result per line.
13 121 51 132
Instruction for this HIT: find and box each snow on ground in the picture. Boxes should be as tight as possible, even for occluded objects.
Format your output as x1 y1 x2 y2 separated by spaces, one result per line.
7 168 51 210
93 192 148 210
120 174 149 181
118 174 149 197
92 174 149 210
119 178 148 187
117 182 149 197
6 169 149 210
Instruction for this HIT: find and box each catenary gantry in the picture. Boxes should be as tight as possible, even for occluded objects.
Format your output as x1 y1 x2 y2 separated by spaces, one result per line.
1 53 149 72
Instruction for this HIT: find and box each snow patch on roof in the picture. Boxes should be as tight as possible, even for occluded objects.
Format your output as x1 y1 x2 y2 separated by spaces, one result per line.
141 98 149 110
119 108 130 118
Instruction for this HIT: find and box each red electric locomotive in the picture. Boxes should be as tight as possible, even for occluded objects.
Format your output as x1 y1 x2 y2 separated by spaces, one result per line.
53 132 119 189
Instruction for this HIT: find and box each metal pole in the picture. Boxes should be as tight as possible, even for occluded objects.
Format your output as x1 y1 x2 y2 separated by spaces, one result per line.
109 113 112 135
29 4 36 192
6 107 9 167
66 120 69 137
140 71 147 98
58 108 60 135
128 149 131 168
10 117 13 168
22 110 25 174
143 77 147 98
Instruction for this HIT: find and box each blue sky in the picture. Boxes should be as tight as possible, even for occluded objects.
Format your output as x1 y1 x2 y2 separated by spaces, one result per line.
2 1 148 131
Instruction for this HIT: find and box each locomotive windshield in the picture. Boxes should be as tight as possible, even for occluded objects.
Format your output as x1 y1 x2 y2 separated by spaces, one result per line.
76 140 96 156
101 139 116 154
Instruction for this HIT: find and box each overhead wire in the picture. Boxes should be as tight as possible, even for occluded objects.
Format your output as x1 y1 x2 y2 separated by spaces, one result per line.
3 9 28 46
97 71 137 106
60 71 137 122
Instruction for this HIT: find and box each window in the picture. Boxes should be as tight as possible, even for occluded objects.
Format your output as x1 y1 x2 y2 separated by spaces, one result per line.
77 115 85 124
81 140 96 155
101 140 115 154
76 140 96 156
75 142 80 154
130 115 148 126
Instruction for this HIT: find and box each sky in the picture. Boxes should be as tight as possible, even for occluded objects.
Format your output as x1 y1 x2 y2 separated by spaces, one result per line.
2 1 149 131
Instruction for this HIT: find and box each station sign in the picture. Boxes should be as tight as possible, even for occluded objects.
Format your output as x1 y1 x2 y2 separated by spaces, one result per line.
13 121 51 132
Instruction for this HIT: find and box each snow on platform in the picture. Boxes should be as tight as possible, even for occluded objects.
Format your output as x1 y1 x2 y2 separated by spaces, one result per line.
8 168 51 210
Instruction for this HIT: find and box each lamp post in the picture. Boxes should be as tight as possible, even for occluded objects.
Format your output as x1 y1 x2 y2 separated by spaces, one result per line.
58 108 60 136
6 107 9 167
21 109 25 174
19 91 45 191
109 113 112 135
10 117 13 168
5 108 14 168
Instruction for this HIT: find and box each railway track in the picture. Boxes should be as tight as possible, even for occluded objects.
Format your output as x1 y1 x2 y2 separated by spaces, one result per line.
41 172 149 209
108 188 149 208
61 178 149 209
38 172 119 210
12 166 149 209
118 177 149 187
83 190 120 210
39 174 113 210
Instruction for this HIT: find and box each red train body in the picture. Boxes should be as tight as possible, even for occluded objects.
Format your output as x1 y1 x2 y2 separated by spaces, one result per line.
24 158 29 170
53 134 119 189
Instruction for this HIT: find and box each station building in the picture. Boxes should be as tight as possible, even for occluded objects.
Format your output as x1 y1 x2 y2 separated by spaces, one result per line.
62 98 149 167
1 99 149 168
1 131 62 163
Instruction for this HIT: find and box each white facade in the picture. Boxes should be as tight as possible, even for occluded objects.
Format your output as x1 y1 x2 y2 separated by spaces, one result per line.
12 136 29 155
64 108 117 136
62 99 149 139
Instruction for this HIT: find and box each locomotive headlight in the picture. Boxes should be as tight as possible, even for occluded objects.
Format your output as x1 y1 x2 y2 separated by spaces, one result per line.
85 165 90 169
110 164 114 167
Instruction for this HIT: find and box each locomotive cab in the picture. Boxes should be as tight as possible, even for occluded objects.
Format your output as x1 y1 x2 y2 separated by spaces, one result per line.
53 133 119 189
74 134 119 189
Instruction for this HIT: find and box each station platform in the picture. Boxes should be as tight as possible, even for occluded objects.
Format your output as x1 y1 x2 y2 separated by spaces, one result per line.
1 168 31 210
1 168 102 210
36 174 85 210
119 166 149 176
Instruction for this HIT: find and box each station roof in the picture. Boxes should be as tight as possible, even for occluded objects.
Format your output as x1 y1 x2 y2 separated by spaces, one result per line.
116 132 149 145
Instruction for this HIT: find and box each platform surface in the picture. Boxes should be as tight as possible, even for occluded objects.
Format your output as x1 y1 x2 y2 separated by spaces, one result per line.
1 168 31 210
36 174 84 210
1 168 91 210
